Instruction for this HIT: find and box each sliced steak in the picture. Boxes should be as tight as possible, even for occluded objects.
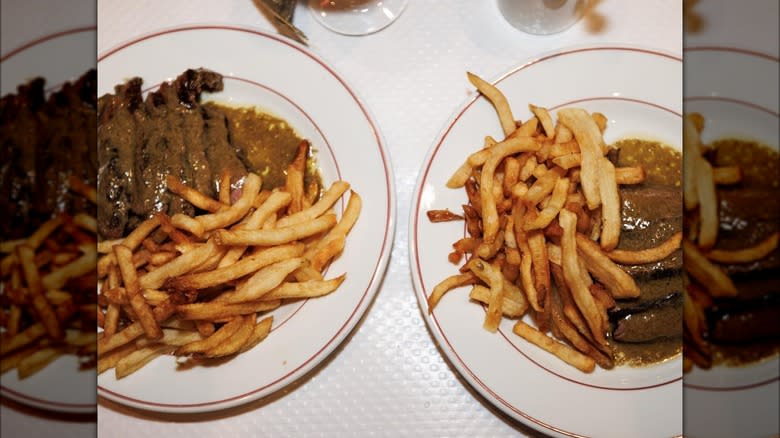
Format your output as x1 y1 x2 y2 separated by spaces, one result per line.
613 293 682 343
1 70 96 239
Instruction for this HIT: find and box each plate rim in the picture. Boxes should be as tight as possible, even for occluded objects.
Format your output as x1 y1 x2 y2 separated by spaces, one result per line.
95 24 396 413
408 44 683 437
1 25 98 415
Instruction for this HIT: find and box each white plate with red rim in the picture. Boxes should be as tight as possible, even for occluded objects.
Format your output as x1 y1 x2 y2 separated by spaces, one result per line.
0 26 97 415
410 46 682 438
683 46 779 438
96 25 395 413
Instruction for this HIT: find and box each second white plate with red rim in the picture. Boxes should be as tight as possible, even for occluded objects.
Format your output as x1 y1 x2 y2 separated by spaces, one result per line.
683 46 779 438
96 25 395 414
1 26 97 415
410 45 682 438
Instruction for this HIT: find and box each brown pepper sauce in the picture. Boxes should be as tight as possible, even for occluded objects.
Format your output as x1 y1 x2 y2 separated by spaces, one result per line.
205 102 320 191
610 139 683 367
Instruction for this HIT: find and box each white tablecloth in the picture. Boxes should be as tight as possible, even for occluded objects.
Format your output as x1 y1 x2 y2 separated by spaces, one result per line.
3 1 685 436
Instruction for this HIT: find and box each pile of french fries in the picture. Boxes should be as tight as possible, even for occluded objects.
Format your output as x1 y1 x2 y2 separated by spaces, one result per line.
427 73 684 373
97 141 361 379
1 177 99 378
682 113 779 371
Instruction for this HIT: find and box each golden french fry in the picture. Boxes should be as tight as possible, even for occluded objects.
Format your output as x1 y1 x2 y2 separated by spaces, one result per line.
139 239 219 290
226 257 308 302
557 108 604 209
285 141 309 214
559 210 607 346
177 300 281 320
615 166 646 185
468 284 526 318
704 232 778 263
607 232 682 264
276 181 350 228
238 316 274 353
17 347 64 379
427 272 478 312
712 166 742 185
204 314 256 357
196 173 262 232
467 72 516 137
215 214 337 247
17 245 62 340
529 104 554 137
466 258 504 332
97 342 138 375
166 175 227 213
175 316 244 356
696 157 718 250
115 245 161 340
260 275 346 301
41 249 97 290
524 178 570 231
597 158 621 251
683 240 738 297
167 243 304 291
171 213 205 237
480 137 541 244
575 233 640 298
115 344 176 379
513 321 595 373
683 115 701 211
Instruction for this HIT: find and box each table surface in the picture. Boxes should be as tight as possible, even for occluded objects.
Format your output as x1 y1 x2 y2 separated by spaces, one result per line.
2 0 772 436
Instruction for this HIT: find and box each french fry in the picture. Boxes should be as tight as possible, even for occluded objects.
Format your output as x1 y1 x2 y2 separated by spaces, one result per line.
115 344 176 379
480 137 541 244
17 245 62 340
557 108 604 210
427 272 478 312
529 104 554 137
712 166 742 185
238 316 274 353
466 258 505 332
226 258 308 302
175 316 244 356
467 72 516 137
166 243 304 291
696 157 718 250
606 232 682 264
683 240 738 297
260 275 346 301
574 233 640 298
204 314 256 357
177 300 281 320
513 321 595 372
166 175 227 213
703 232 778 263
17 347 64 379
683 115 701 210
597 158 621 250
559 210 607 346
285 141 309 214
614 166 646 185
196 173 262 232
214 214 337 247
276 181 350 228
115 245 161 340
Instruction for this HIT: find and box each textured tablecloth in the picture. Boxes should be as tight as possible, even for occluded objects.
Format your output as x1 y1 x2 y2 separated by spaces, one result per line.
2 1 683 436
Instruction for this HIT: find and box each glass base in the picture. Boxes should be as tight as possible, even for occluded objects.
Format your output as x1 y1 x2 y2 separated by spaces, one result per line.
309 0 409 36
